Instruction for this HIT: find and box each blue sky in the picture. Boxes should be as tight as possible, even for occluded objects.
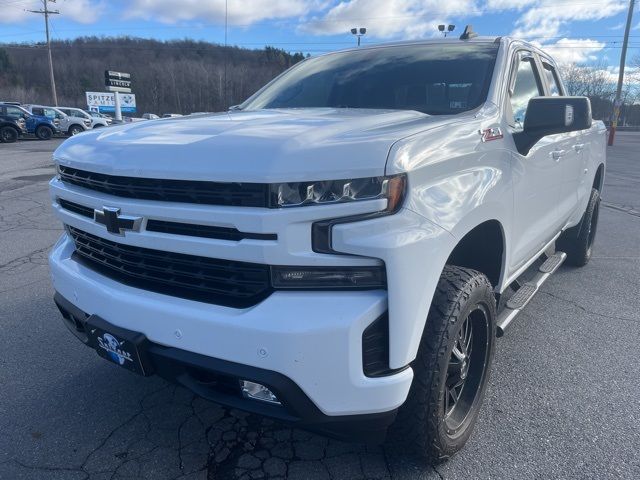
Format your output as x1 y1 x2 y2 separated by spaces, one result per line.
1 0 638 70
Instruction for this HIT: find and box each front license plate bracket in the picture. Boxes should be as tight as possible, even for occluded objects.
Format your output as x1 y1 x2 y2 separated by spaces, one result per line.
85 315 154 376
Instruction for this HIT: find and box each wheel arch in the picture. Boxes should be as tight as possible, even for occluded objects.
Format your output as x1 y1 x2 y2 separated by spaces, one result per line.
0 123 20 134
393 216 506 367
445 219 506 289
592 163 605 192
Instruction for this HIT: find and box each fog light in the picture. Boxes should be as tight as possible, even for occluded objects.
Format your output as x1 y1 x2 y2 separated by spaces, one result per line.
240 380 281 405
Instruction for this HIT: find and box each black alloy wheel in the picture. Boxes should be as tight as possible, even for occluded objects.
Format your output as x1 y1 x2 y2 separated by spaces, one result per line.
443 305 491 437
558 187 601 267
35 125 53 140
585 198 600 257
386 266 496 462
0 126 19 143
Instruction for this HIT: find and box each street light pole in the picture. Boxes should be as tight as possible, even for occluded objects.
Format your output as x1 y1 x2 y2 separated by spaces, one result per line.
350 27 367 46
608 0 635 146
28 0 59 106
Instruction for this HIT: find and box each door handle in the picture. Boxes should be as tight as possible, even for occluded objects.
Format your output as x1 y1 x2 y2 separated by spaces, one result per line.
551 150 564 161
573 143 584 153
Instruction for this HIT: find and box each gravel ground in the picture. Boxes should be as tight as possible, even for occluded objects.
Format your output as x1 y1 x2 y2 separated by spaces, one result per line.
0 134 638 480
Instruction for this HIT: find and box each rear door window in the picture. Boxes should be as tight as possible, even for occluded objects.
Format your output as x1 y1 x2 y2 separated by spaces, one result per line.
542 63 563 96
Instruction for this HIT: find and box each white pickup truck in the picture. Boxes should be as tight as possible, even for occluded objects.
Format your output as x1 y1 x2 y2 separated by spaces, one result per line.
49 34 606 462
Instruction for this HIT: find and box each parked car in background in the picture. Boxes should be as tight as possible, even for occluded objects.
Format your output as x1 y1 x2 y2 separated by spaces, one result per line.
123 116 146 123
89 111 114 125
91 111 113 125
0 102 59 140
142 113 159 120
23 104 90 136
162 113 182 118
58 107 110 129
0 107 26 143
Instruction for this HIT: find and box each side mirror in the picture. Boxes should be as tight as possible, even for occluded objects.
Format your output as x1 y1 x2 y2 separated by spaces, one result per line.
514 96 592 156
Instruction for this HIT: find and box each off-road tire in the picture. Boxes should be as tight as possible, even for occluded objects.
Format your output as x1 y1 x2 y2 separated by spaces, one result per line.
68 125 84 136
35 125 53 140
387 266 496 463
0 126 19 143
557 188 600 267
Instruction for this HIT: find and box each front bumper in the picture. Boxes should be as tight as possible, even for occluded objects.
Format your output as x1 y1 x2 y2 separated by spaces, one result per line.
49 234 413 419
54 293 399 443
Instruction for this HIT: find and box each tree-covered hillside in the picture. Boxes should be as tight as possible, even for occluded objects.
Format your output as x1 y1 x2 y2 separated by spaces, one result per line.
0 37 307 115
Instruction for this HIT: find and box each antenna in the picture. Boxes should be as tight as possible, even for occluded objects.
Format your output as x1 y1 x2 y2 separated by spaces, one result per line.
459 25 478 40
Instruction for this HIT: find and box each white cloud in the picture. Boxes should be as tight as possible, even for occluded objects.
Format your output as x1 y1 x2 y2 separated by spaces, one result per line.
126 0 322 25
0 0 104 24
0 0 42 23
486 0 536 11
510 0 627 40
300 0 480 39
59 0 106 24
537 38 606 64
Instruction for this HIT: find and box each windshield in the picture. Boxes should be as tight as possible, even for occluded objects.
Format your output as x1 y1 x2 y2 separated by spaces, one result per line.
71 109 90 119
242 43 499 115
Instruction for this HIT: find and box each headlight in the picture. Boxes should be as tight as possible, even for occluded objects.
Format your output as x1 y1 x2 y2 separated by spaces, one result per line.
270 174 406 210
271 265 386 289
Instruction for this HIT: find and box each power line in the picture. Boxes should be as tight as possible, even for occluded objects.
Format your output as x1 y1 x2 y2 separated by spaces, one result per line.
26 0 59 106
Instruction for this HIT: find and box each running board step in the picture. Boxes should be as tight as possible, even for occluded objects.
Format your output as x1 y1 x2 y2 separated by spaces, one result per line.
496 251 567 337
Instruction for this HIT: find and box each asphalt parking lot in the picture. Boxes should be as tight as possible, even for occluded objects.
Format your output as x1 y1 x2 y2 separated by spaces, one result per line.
0 134 639 480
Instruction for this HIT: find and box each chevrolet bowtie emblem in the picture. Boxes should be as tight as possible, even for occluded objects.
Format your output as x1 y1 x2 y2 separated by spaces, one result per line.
94 207 142 235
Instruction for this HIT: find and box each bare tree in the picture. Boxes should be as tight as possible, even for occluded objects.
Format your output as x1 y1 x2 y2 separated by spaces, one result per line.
558 61 634 121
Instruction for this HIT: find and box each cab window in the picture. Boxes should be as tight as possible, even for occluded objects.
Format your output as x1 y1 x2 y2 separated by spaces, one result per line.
542 63 563 96
6 106 25 119
508 53 543 129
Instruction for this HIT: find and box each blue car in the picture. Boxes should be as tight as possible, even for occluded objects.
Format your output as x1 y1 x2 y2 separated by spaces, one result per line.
0 102 59 140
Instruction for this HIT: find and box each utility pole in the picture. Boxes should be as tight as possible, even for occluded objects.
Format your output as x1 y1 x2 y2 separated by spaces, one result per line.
224 0 228 108
608 0 635 146
28 0 59 106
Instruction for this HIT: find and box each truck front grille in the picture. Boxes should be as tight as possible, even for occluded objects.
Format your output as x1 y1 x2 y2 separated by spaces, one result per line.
68 226 272 308
59 166 270 207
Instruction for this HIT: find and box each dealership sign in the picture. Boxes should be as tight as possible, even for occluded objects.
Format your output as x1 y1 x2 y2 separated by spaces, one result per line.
86 92 136 113
105 70 132 93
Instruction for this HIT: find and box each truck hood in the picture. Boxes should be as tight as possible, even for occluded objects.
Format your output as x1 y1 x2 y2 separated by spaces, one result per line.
54 108 452 182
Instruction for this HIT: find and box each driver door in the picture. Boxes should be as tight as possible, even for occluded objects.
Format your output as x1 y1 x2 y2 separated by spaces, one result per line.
507 51 566 273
